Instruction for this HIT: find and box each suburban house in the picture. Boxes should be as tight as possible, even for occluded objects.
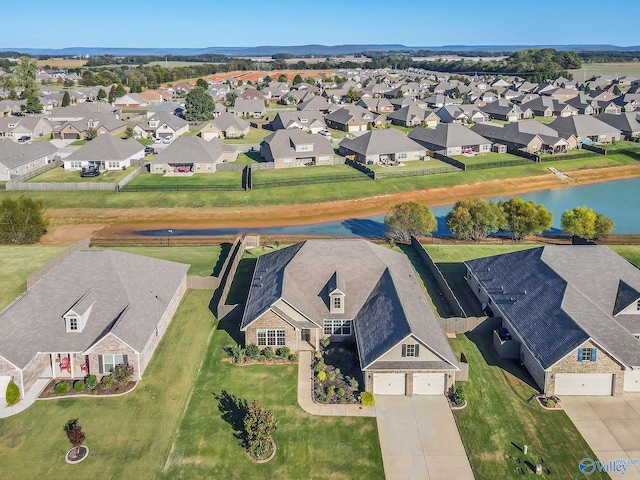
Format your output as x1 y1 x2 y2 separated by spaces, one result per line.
150 136 238 174
52 112 126 140
133 112 189 140
471 120 577 154
324 106 385 132
338 129 427 165
549 115 622 144
465 246 640 397
269 111 326 134
480 99 530 122
356 97 394 113
260 129 334 168
113 93 152 109
387 105 439 128
0 139 58 181
408 123 492 156
596 112 640 140
0 116 52 142
199 113 250 140
233 99 266 118
297 96 331 113
0 250 188 400
240 240 460 396
436 105 489 124
63 135 144 171
0 100 26 117
521 96 577 118
565 94 601 115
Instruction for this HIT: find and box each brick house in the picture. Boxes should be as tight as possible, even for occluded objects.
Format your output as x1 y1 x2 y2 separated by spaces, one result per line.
0 250 188 400
240 240 459 396
465 246 640 397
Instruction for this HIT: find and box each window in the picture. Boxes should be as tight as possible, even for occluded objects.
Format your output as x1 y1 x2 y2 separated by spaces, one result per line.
70 161 82 169
155 164 164 171
578 348 597 362
102 354 125 372
406 344 415 357
402 344 420 357
333 297 342 310
107 161 119 169
68 317 78 331
284 159 292 166
323 320 351 335
257 329 286 346
637 299 640 311
397 152 407 160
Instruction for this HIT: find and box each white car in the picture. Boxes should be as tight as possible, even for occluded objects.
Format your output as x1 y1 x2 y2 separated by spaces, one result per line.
319 130 331 137
154 138 162 144
162 136 174 144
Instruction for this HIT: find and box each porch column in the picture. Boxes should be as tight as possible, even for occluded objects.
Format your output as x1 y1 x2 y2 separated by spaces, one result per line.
50 354 55 379
69 355 74 377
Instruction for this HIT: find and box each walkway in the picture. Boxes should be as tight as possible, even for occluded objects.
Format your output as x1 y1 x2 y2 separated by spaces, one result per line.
562 395 640 479
0 378 49 419
376 396 474 480
297 351 375 417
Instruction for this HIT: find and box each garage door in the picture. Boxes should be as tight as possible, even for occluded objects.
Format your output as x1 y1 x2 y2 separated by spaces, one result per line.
373 373 405 395
63 133 77 139
624 370 640 392
413 373 445 395
554 373 613 396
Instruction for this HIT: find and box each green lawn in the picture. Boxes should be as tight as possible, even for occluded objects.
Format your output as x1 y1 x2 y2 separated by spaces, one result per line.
221 127 269 145
252 163 368 182
534 116 557 124
368 158 455 172
451 152 526 166
389 124 413 134
1 153 636 209
450 334 608 480
136 137 155 146
101 246 224 276
68 139 88 146
0 289 217 480
127 171 242 187
26 167 131 183
603 140 640 151
0 245 67 309
610 245 640 267
327 127 350 140
570 62 640 79
235 151 260 165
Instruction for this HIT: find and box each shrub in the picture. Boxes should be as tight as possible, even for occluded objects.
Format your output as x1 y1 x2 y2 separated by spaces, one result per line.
327 371 337 382
316 370 326 381
278 346 290 358
55 382 70 395
262 346 275 360
244 400 279 460
92 389 98 395
360 392 375 406
288 354 298 362
347 376 359 389
101 375 113 388
5 381 20 406
334 368 340 375
112 363 134 385
320 337 331 349
115 387 121 394
327 385 336 397
73 381 85 393
546 399 556 408
231 344 245 363
337 387 345 397
453 384 466 406
84 375 98 389
314 358 326 373
246 344 260 361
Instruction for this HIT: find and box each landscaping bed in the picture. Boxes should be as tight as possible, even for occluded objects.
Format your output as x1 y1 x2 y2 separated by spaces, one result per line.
313 341 363 404
39 376 136 398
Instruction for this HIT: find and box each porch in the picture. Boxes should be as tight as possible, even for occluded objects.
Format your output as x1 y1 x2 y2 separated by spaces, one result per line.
44 353 89 379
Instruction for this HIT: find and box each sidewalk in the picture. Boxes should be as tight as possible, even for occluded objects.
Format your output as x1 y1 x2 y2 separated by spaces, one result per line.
297 351 376 417
0 378 49 419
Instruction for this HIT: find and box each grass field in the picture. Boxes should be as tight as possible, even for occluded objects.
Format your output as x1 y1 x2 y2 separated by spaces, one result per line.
389 124 413 134
102 246 224 276
570 62 640 79
235 152 259 164
252 164 368 182
0 153 636 209
452 152 526 166
27 167 131 183
221 127 270 145
0 245 67 309
127 171 242 187
368 158 455 172
603 140 640 151
35 58 87 68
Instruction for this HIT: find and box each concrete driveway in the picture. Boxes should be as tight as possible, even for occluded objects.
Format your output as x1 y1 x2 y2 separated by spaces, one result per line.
375 396 474 480
562 395 640 479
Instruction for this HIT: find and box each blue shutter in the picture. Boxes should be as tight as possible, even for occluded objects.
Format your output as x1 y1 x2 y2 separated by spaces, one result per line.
414 344 420 358
402 345 407 357
577 349 583 361
591 349 597 362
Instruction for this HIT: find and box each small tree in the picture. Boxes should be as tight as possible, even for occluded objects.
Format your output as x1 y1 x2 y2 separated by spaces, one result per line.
111 363 134 385
277 74 288 83
25 95 42 113
384 201 437 243
499 197 553 240
561 206 615 240
63 78 75 88
85 127 97 140
185 86 216 122
6 381 20 406
123 126 134 139
196 78 208 89
0 195 49 244
446 198 506 241
97 88 107 100
243 400 279 460
63 418 86 457
62 91 71 107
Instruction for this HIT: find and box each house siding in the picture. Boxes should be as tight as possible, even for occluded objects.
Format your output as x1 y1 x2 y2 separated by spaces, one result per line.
138 275 187 376
546 340 624 397
372 337 441 363
86 334 139 380
244 310 299 351
21 353 51 397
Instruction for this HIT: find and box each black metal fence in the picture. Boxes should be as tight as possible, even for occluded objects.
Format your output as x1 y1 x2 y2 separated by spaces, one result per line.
374 166 460 179
539 150 600 162
465 158 533 170
251 172 371 189
581 144 607 155
119 184 245 192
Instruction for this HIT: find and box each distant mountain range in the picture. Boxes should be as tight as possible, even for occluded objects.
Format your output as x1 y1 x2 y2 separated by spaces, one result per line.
2 44 640 56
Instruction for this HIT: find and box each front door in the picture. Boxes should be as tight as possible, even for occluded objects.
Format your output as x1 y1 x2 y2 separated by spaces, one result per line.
301 329 311 342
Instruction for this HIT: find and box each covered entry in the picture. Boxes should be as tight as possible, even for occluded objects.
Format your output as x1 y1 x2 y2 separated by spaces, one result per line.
373 373 405 395
554 373 613 396
413 373 445 395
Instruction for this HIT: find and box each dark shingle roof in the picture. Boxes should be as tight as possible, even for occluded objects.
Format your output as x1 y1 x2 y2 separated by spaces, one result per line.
614 280 640 316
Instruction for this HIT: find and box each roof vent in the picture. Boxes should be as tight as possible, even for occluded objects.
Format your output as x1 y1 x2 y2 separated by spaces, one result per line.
524 289 527 295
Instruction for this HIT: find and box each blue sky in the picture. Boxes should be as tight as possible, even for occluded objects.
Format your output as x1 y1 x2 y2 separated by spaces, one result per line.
2 0 638 49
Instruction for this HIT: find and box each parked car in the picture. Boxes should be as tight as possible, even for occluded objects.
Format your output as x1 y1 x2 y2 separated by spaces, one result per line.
144 147 157 155
174 165 191 173
162 136 174 144
154 138 162 144
17 136 31 143
80 168 100 177
319 130 331 137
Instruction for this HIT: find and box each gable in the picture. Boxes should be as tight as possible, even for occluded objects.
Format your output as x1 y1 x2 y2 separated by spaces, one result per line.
614 280 640 316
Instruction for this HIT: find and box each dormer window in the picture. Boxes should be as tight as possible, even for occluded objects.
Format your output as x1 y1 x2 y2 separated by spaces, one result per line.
333 297 342 310
149 119 159 128
66 315 79 332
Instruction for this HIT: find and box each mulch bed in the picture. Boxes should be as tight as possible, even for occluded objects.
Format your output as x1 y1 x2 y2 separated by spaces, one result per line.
313 343 363 404
39 379 136 399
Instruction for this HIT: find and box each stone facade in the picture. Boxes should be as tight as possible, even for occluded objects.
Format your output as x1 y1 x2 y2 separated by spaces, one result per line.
21 353 51 397
86 333 138 380
547 340 625 397
244 310 298 351
138 276 187 376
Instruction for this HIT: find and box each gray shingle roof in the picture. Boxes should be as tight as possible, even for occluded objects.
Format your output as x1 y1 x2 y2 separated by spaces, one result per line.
466 246 640 369
549 115 622 138
0 250 189 369
64 135 144 161
260 129 333 159
0 139 57 169
408 123 490 149
241 240 458 370
338 129 425 156
151 136 235 165
209 112 250 132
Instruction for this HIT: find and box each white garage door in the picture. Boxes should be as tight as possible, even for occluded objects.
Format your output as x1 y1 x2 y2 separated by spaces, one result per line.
413 373 445 395
624 370 640 392
554 373 613 396
373 373 405 395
